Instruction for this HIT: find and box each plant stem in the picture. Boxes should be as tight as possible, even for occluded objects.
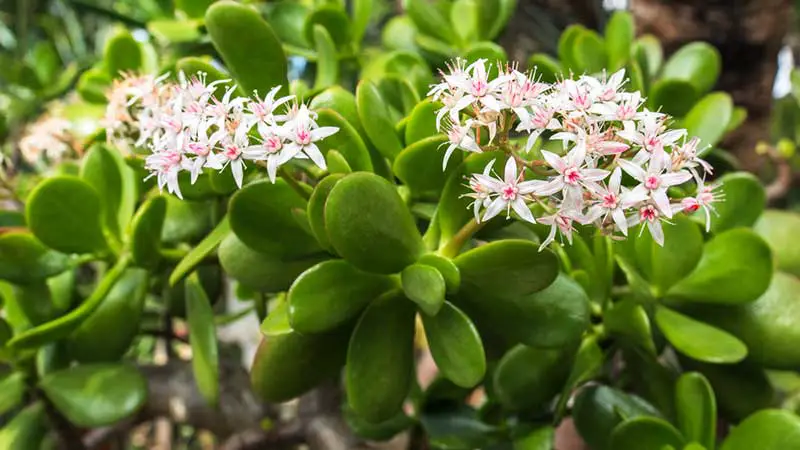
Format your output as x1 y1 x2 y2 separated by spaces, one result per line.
438 219 485 258
278 167 311 200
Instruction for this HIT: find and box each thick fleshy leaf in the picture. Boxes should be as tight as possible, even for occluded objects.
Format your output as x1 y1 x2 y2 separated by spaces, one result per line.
260 297 292 336
573 30 607 74
394 135 461 195
0 232 69 285
463 42 507 70
175 0 215 18
289 260 396 333
251 327 350 402
0 372 25 415
720 409 800 450
527 53 562 83
685 92 733 151
77 67 111 103
307 174 343 252
675 372 716 450
346 291 416 423
572 385 661 450
685 272 800 369
80 144 137 239
103 29 142 76
667 229 772 304
422 301 485 388
421 406 502 449
558 25 585 71
634 34 663 77
356 81 404 160
555 335 605 415
315 109 373 172
326 152 351 174
610 417 685 450
185 272 219 407
632 216 704 295
406 0 456 43
130 196 167 269
0 403 48 450
417 253 460 294
67 269 148 363
661 42 721 95
303 6 351 48
40 364 147 427
352 0 372 44
755 210 800 276
648 79 698 117
175 56 237 98
401 263 446 316
404 99 439 144
26 176 107 254
312 25 338 89
219 234 325 293
169 215 230 286
605 11 633 71
682 359 774 421
655 306 747 363
161 197 213 245
604 299 656 354
229 180 319 258
325 172 423 274
206 1 289 97
268 1 310 47
492 344 572 411
704 172 765 232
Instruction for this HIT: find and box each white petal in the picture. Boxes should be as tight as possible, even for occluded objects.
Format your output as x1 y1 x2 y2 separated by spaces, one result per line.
511 199 536 224
533 178 564 196
582 168 609 182
661 170 692 187
612 208 628 235
609 167 622 193
540 150 567 173
442 144 457 171
652 189 672 218
482 197 506 222
231 159 244 188
303 144 327 170
310 126 339 141
648 220 664 246
538 224 557 251
504 157 517 183
618 159 646 181
267 155 280 183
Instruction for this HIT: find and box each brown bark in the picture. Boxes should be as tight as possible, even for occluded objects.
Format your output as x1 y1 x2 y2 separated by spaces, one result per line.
631 0 794 171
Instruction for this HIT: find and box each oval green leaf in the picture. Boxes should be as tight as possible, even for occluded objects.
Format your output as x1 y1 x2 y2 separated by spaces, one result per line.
169 215 230 286
675 372 716 450
605 11 634 71
401 263 446 316
422 301 485 388
755 210 800 276
185 271 219 407
720 409 800 450
572 385 661 450
80 144 137 239
0 232 69 285
394 135 461 195
130 196 167 269
492 344 571 411
356 81 404 160
704 172 765 233
315 109 373 172
647 79 698 117
661 42 721 95
685 92 733 151
609 416 685 450
655 305 747 363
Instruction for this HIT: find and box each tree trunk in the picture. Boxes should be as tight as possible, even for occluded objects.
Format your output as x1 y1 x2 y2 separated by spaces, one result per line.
631 0 793 171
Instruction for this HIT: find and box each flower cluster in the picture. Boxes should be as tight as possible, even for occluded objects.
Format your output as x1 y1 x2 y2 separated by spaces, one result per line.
19 114 76 165
430 59 720 247
104 72 338 198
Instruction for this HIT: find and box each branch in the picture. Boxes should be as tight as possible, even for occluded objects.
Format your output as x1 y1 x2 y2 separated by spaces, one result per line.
764 146 794 203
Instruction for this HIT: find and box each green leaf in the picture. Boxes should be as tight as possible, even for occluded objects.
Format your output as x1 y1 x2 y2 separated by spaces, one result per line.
394 135 460 195
169 216 230 286
67 269 148 363
130 196 167 269
633 216 704 295
315 109 373 172
26 176 107 254
186 271 219 407
463 41 507 69
514 426 554 450
667 229 773 304
306 174 342 252
755 210 800 277
40 364 147 427
80 144 136 239
661 42 721 95
528 53 563 83
558 25 586 71
572 385 661 450
555 334 605 415
685 92 733 151
103 29 142 76
325 172 423 274
634 34 663 78
356 81 404 160
720 409 800 450
605 299 656 354
450 0 479 43
421 406 502 448
0 403 48 450
268 1 311 48
352 0 372 44
418 253 460 295
407 0 456 43
704 172 764 232
147 19 201 44
345 406 414 441
288 260 395 333
486 0 516 40
312 26 338 90
251 327 350 402
0 232 69 285
303 6 351 48
493 344 571 411
648 79 698 117
260 297 292 336
206 1 289 97
610 417 686 450
402 263 446 316
347 291 416 422
219 234 325 293
655 306 747 363
422 301 485 388
605 11 634 71
726 106 747 133
229 180 319 258
573 30 607 74
0 372 25 415
76 67 111 103
682 359 774 421
675 372 716 450
404 99 439 145
685 272 800 369
175 0 215 18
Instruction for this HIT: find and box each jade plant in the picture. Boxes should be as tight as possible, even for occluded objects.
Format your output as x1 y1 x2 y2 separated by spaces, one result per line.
0 2 799 449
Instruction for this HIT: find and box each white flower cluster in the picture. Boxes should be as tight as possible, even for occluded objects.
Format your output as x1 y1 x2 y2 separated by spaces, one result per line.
19 115 75 165
429 59 719 247
104 72 338 198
